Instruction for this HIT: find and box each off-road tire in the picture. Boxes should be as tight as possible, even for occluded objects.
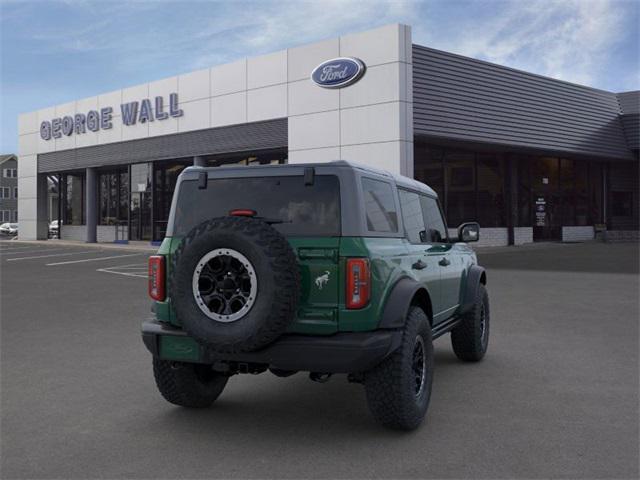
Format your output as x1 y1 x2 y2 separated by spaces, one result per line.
364 306 433 430
153 358 228 408
451 283 490 362
170 216 300 353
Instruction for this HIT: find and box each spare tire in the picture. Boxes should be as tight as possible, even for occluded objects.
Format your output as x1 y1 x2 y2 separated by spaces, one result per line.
170 216 300 353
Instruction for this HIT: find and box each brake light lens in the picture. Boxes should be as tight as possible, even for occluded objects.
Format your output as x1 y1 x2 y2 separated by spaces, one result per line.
148 255 166 301
229 209 257 217
346 258 370 309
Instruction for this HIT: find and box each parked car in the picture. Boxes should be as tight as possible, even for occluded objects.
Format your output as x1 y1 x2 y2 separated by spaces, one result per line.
142 161 488 430
0 223 18 236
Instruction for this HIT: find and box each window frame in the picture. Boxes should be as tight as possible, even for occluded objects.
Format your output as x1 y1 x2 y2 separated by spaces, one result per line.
397 187 428 244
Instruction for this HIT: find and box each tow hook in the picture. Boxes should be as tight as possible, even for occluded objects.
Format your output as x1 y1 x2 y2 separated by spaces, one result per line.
309 372 332 383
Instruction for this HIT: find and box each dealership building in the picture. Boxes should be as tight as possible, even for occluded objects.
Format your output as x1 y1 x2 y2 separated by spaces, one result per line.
17 24 639 245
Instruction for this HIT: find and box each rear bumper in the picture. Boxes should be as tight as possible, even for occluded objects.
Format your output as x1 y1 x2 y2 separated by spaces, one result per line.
141 320 402 373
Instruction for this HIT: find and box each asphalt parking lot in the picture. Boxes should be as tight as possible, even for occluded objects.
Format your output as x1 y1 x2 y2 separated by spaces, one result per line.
1 240 638 479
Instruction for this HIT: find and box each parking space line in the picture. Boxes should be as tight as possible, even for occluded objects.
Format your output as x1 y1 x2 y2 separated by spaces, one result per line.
97 268 147 278
7 250 100 262
1 248 71 256
46 253 144 266
0 247 51 253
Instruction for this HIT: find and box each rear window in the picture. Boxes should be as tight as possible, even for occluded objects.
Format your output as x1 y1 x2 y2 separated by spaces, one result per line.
173 175 341 237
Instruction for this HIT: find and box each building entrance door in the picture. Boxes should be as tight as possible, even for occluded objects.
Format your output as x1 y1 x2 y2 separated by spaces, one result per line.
130 192 151 241
532 157 561 241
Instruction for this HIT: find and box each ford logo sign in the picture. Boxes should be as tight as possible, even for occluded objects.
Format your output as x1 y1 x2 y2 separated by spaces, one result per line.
311 57 366 89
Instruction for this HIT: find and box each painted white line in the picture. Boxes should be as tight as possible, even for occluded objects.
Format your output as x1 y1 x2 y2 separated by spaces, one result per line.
7 250 99 262
1 248 70 256
96 262 148 278
0 247 49 253
102 263 147 270
97 268 147 278
46 253 143 266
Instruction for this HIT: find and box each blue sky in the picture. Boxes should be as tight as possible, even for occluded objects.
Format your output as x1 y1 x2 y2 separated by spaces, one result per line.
1 0 638 153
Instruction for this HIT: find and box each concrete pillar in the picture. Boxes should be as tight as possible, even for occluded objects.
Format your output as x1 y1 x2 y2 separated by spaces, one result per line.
193 156 206 167
36 174 49 239
85 167 97 243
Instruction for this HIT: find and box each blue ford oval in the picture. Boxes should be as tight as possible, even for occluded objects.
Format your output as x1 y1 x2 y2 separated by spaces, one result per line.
311 57 366 89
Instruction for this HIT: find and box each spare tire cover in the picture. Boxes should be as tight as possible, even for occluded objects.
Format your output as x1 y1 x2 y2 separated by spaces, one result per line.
170 216 300 353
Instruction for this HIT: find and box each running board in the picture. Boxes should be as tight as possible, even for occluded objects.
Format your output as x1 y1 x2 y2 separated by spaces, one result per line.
431 316 462 339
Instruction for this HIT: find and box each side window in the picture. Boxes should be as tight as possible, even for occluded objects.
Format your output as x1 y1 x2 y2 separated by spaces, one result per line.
420 195 448 243
361 178 398 233
399 189 427 243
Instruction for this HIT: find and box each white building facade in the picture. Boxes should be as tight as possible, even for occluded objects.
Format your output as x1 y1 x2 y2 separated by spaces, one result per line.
17 24 639 245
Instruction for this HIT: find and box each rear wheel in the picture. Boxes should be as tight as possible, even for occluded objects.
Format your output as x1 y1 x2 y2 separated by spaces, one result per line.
364 306 433 430
451 283 490 362
153 359 228 408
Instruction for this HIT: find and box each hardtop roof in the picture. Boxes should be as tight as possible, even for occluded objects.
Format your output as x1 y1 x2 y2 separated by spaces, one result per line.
185 160 438 197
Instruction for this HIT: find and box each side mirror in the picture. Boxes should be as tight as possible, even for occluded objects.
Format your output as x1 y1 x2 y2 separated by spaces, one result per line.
458 222 480 242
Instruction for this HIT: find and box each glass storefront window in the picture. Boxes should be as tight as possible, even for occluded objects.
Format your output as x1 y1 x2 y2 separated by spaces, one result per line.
62 173 85 225
444 151 475 227
517 157 532 227
574 161 589 226
98 169 128 225
589 162 604 225
414 144 444 201
477 154 506 227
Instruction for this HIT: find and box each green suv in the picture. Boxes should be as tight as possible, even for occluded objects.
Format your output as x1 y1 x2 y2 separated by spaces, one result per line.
142 161 489 430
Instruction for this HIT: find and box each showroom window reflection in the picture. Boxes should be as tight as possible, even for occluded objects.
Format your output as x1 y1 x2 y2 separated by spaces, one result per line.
98 169 128 225
61 173 85 226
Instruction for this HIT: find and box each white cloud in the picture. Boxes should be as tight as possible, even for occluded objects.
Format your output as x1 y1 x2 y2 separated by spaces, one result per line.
414 0 636 89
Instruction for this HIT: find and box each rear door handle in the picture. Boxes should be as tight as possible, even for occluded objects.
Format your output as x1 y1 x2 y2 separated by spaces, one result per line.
412 260 427 270
438 257 451 267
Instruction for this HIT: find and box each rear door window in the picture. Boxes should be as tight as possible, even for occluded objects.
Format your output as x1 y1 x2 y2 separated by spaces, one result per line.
361 177 398 233
173 175 340 237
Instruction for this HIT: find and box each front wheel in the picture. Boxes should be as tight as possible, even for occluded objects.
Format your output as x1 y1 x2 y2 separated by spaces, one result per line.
364 306 434 430
451 283 490 362
153 359 228 408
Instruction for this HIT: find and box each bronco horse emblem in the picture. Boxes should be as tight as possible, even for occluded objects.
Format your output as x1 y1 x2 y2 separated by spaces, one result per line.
315 271 330 290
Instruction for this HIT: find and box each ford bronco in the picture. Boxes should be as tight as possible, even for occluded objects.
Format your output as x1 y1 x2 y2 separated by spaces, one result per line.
142 161 489 430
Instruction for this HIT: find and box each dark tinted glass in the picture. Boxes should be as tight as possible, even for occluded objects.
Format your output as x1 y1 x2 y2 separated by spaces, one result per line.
361 177 398 233
399 189 426 243
174 175 340 237
445 151 475 226
420 195 447 242
477 154 506 227
63 173 85 225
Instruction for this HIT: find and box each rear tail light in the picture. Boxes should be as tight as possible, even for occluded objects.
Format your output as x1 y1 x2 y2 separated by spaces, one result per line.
148 255 166 301
346 258 370 309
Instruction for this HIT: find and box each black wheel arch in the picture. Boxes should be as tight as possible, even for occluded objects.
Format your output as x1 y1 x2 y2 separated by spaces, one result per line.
378 277 433 329
460 265 487 315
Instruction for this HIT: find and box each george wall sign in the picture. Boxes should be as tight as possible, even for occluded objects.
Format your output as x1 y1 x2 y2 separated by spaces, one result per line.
311 57 366 89
40 93 184 141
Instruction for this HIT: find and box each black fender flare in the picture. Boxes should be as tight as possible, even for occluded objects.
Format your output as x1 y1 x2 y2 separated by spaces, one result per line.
378 277 432 329
460 265 487 314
